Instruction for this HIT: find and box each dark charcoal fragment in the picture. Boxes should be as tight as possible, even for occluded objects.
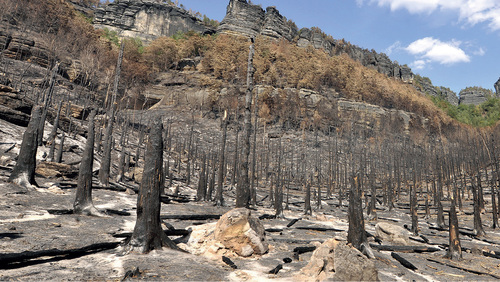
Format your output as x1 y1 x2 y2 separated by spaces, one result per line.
268 264 283 274
222 256 237 269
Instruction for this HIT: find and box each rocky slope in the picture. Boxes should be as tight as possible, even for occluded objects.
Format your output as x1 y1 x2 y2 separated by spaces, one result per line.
218 0 413 82
413 76 459 106
93 0 215 43
91 0 500 107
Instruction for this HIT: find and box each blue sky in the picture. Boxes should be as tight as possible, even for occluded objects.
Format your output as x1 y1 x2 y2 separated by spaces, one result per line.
175 0 500 94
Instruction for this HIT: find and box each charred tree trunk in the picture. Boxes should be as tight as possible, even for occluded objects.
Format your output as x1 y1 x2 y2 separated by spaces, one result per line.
124 120 178 253
274 138 283 217
477 170 485 213
446 196 462 260
215 112 228 207
196 154 207 201
436 167 446 228
410 185 418 235
368 169 377 220
304 180 312 215
116 118 128 183
55 131 65 163
348 174 368 251
8 105 42 189
236 38 255 208
207 154 216 201
472 176 486 237
250 94 259 206
231 127 239 187
47 100 63 161
74 111 103 216
186 117 194 186
37 63 59 146
99 41 124 187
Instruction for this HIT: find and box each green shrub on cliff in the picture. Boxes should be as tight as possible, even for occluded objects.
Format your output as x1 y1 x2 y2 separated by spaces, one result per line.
431 95 500 127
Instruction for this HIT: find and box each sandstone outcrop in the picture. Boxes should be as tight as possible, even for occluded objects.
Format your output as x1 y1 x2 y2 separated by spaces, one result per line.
218 0 265 37
218 0 413 82
459 87 494 106
214 208 268 257
93 0 215 43
298 238 379 281
375 222 410 245
438 87 459 106
0 26 51 68
413 76 459 106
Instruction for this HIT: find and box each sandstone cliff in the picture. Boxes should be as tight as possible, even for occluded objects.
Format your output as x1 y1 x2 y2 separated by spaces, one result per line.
459 87 495 106
413 75 459 106
93 0 215 43
438 87 459 106
218 0 413 82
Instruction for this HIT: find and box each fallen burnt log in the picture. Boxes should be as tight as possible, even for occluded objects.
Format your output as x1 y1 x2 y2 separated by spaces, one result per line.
370 244 441 253
265 228 283 233
47 209 130 216
286 218 301 228
0 242 121 269
427 258 500 279
482 250 500 260
295 226 345 232
112 229 190 238
429 225 500 243
293 246 316 260
258 214 276 220
160 214 221 221
162 194 191 203
391 252 417 270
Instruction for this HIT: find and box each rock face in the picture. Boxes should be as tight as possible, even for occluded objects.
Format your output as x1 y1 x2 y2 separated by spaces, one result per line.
0 26 51 68
298 239 379 281
375 222 410 245
459 87 494 105
218 0 265 37
439 87 459 106
413 76 459 106
214 208 268 257
261 6 298 41
93 0 215 43
495 78 500 96
218 0 413 81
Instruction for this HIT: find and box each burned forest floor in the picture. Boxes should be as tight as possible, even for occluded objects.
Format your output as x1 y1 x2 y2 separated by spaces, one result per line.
2 109 500 281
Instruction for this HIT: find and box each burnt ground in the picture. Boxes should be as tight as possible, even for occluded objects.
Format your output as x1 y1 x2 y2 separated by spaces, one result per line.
2 115 500 281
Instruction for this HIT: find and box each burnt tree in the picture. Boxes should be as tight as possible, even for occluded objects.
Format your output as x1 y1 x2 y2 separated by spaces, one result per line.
472 174 486 237
215 111 228 207
236 37 255 208
47 100 63 161
348 173 370 254
446 195 462 261
73 110 104 216
99 41 124 186
8 105 43 189
124 120 178 253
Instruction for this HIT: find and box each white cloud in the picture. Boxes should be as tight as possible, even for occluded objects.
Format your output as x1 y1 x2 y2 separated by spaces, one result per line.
385 41 402 55
372 0 500 31
405 37 470 65
411 59 427 70
473 47 486 56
